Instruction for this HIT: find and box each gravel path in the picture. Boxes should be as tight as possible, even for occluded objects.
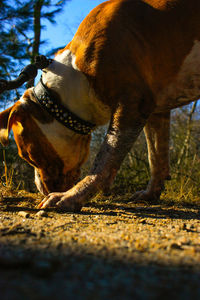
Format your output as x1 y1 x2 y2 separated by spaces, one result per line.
0 195 200 299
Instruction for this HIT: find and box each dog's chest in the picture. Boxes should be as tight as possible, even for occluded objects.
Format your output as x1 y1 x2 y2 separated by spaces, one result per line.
156 40 200 111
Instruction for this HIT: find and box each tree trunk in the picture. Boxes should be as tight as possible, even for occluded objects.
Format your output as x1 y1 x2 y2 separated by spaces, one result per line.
27 0 43 88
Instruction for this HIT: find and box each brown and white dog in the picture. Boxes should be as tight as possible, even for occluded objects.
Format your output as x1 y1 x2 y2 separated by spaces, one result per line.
0 0 200 211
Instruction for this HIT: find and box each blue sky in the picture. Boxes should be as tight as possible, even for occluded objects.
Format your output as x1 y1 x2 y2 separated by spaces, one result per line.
41 0 105 54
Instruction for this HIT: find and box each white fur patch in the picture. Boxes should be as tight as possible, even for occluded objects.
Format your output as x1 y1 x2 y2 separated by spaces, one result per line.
156 40 200 111
33 118 74 164
42 49 110 126
33 117 86 173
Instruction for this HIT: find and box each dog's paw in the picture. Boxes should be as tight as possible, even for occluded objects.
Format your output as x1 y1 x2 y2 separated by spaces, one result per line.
130 190 161 203
38 192 82 212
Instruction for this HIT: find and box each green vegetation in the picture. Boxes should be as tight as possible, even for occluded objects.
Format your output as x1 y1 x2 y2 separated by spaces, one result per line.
0 140 35 193
0 0 69 108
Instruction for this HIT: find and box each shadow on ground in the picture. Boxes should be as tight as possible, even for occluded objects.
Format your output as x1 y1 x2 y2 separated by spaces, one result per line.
0 195 200 299
0 241 200 300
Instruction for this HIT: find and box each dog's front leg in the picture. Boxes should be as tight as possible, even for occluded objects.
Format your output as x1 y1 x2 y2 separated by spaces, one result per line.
39 104 147 211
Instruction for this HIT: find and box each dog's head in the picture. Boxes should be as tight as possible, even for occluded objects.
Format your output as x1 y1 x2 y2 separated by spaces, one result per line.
0 91 91 195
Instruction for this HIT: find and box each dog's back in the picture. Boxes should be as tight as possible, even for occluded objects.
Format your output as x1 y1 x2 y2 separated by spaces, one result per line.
68 0 200 112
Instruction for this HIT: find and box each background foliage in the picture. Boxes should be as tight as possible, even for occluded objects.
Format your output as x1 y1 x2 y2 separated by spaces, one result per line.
0 0 68 105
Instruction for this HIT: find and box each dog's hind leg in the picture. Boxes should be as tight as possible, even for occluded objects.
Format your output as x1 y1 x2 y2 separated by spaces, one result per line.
131 111 171 202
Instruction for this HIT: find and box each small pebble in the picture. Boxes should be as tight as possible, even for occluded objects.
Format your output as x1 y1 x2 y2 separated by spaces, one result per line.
169 243 183 250
139 218 146 224
36 210 48 218
18 211 30 218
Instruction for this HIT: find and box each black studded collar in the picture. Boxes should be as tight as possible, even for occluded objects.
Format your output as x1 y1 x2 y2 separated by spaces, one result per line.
33 77 95 135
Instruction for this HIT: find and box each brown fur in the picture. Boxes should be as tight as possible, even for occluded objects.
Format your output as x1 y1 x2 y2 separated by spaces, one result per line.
69 0 200 105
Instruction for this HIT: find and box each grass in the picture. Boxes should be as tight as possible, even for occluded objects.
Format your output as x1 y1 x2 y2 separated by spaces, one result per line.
2 148 15 189
161 176 200 206
1 141 200 207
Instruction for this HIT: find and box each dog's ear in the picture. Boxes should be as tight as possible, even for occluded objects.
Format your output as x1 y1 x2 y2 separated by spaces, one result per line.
0 102 21 147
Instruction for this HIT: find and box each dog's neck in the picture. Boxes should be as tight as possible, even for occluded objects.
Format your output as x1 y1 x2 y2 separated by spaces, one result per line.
41 49 110 127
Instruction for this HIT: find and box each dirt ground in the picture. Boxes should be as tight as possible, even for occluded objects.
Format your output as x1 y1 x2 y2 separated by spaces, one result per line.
0 192 200 300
